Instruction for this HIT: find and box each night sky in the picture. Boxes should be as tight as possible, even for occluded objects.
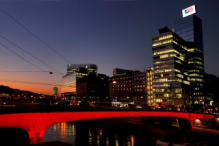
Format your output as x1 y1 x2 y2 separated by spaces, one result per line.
0 0 218 95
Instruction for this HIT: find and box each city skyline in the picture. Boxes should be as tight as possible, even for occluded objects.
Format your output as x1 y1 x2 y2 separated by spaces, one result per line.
0 0 218 95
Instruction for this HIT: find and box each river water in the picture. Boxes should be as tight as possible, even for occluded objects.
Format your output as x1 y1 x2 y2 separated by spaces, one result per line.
42 119 219 146
43 119 155 146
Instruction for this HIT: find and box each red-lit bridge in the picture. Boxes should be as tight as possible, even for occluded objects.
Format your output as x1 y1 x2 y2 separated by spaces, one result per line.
0 111 216 144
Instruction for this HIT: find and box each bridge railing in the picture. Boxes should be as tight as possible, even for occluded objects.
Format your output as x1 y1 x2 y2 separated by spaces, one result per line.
0 104 216 115
0 101 218 117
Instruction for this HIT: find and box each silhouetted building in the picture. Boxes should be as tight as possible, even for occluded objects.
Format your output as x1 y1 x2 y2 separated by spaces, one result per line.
110 72 133 107
132 71 146 105
204 74 219 111
110 68 146 107
53 87 58 97
76 74 109 103
113 68 134 76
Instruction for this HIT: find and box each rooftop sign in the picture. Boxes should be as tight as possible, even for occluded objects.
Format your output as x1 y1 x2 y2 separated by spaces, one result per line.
182 5 196 17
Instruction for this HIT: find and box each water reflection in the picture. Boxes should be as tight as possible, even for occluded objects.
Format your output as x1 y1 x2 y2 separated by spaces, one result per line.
96 129 101 146
43 122 77 145
44 120 199 146
89 128 92 145
60 122 66 139
131 135 134 146
106 136 109 146
43 120 144 146
115 135 119 146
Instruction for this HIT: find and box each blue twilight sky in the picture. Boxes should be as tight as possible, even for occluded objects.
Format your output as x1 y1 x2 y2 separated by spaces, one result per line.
0 0 218 95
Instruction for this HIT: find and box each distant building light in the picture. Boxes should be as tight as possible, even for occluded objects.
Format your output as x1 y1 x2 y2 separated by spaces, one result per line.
112 101 121 104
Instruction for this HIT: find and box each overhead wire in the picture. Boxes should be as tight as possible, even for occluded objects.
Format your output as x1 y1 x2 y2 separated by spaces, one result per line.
0 42 49 73
0 8 72 91
0 34 64 75
0 70 57 74
0 78 72 87
0 8 71 64
0 70 47 73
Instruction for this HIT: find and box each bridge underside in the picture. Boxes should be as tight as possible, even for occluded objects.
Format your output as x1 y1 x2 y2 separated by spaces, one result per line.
141 117 192 131
27 117 194 144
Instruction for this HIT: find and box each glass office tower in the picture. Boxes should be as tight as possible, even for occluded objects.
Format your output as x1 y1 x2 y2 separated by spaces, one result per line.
174 15 203 49
67 64 98 80
61 73 77 95
175 15 205 108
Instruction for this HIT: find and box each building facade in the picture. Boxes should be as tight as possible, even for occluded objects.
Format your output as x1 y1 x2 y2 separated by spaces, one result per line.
204 73 219 111
76 74 109 103
61 72 76 97
146 67 154 106
152 27 191 108
109 68 146 107
174 12 205 109
67 64 98 80
110 71 133 107
132 71 147 105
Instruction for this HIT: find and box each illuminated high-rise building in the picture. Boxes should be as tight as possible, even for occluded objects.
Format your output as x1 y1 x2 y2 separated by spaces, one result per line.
152 27 191 107
146 67 154 106
62 64 98 98
174 5 205 108
67 64 98 80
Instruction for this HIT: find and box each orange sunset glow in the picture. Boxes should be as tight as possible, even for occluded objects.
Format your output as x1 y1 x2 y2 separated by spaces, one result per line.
0 70 62 95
